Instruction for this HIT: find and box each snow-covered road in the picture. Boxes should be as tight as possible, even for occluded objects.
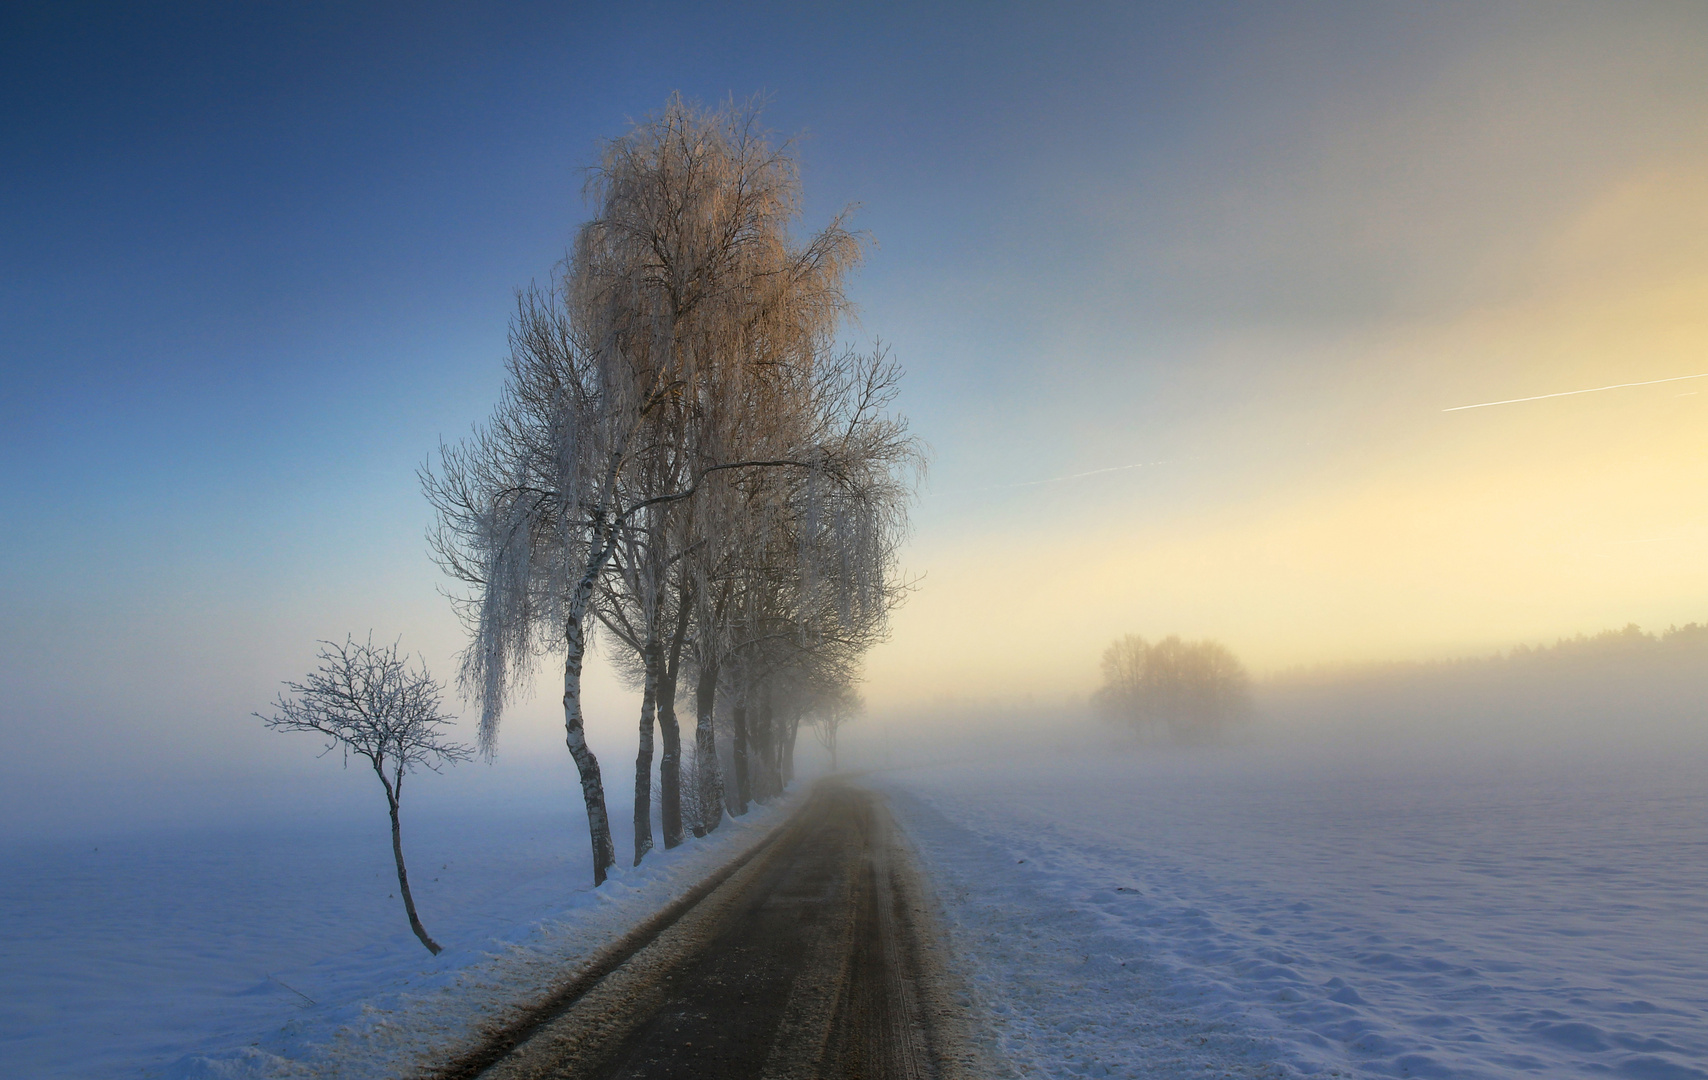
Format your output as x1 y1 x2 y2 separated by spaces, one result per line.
881 747 1708 1079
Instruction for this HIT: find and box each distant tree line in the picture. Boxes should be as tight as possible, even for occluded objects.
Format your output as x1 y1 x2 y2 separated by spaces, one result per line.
1268 621 1708 686
1093 634 1251 743
1258 619 1708 755
1504 622 1707 664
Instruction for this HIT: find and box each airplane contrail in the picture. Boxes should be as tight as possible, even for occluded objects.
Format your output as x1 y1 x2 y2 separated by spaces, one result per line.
1005 460 1166 488
1443 372 1708 412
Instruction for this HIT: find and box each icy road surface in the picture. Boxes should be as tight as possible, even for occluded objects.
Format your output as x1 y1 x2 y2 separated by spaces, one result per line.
880 747 1708 1080
458 781 976 1080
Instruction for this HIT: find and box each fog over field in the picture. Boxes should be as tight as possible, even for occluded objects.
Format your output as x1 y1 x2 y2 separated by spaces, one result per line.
847 629 1708 1079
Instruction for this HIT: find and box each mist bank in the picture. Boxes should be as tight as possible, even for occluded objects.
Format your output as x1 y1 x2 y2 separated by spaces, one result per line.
1257 621 1708 763
849 622 1708 776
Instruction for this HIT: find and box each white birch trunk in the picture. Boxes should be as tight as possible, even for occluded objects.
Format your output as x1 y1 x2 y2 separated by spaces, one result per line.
658 586 692 849
693 656 723 836
632 637 659 865
562 523 618 885
730 667 750 815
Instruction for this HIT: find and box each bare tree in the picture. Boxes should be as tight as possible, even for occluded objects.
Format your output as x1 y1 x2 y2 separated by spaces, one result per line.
690 343 920 809
422 284 633 885
1094 634 1251 743
811 682 862 772
596 470 696 863
258 636 471 955
759 346 921 787
424 96 925 877
423 95 866 882
654 566 695 849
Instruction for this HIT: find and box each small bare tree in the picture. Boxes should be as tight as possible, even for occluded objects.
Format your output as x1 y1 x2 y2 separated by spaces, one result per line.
258 636 472 955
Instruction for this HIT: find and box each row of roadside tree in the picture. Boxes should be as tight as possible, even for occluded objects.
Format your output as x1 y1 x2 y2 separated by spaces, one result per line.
420 95 922 887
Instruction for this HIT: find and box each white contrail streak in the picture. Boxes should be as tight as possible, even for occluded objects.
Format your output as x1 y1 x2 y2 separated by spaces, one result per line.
1443 372 1708 412
1006 460 1165 488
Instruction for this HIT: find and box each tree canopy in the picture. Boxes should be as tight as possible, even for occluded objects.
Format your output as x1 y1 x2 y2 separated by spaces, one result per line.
1094 633 1251 743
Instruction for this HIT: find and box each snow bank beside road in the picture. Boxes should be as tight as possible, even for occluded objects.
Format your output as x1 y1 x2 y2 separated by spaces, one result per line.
0 793 798 1080
880 746 1708 1079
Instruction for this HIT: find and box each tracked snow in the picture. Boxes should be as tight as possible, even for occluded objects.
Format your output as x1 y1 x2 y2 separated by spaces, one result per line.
880 747 1708 1079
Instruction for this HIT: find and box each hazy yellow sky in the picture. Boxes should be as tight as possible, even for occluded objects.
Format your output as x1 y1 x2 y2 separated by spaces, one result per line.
863 91 1708 707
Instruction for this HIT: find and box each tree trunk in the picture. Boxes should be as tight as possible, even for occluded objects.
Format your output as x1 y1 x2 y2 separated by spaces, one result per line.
658 585 693 849
563 614 616 885
658 674 683 849
782 712 800 787
382 776 442 955
756 684 777 799
748 691 770 802
731 672 750 816
693 654 723 836
632 636 660 866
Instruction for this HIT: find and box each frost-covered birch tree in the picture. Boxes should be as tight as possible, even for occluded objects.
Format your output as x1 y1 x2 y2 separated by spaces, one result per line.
423 282 642 886
595 429 694 864
424 95 865 882
689 345 922 811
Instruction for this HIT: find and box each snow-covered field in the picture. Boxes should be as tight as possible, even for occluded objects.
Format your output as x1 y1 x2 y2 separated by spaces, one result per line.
880 742 1708 1080
9 717 1707 1080
0 787 797 1080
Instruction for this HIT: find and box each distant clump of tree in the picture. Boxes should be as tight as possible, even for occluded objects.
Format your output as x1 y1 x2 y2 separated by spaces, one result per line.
1094 634 1251 744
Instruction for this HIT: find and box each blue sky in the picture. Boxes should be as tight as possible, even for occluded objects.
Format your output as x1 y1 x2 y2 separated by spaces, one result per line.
5 2 1708 834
